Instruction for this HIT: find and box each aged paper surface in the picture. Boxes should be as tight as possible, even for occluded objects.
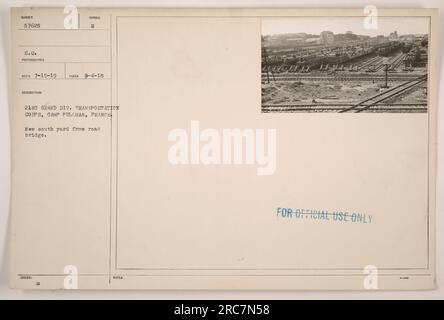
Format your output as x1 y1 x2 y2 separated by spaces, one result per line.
10 7 437 290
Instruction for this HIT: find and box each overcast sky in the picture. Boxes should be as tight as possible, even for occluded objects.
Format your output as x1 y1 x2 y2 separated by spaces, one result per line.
262 17 429 37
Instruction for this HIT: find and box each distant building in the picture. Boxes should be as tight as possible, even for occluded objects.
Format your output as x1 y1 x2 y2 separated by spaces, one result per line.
375 35 388 44
388 31 399 41
334 32 359 42
285 38 305 45
320 31 335 45
305 36 321 44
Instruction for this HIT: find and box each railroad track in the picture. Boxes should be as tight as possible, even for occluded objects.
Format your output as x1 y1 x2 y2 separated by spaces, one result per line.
261 74 424 82
262 103 427 113
262 104 427 113
339 74 427 113
389 53 406 70
357 56 381 70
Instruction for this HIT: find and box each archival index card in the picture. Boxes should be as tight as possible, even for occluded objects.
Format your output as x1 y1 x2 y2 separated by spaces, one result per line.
10 7 438 290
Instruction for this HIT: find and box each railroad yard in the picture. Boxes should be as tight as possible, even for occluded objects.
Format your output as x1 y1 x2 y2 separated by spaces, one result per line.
261 32 428 113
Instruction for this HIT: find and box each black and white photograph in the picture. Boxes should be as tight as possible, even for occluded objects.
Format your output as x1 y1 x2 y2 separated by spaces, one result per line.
261 17 429 113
